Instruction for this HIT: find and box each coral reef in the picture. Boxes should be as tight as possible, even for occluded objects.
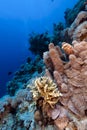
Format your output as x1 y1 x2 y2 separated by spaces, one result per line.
1 0 87 130
7 55 45 96
68 11 87 41
61 10 87 44
52 22 64 45
0 87 57 130
51 3 87 45
29 31 51 57
43 41 87 129
1 37 87 130
0 89 35 130
27 77 62 128
27 0 87 58
28 76 62 108
64 0 87 26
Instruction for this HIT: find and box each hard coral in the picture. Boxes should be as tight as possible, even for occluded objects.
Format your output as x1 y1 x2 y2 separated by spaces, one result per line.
29 76 62 108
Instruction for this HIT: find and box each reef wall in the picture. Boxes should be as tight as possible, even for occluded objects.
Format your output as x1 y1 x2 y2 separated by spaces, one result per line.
0 0 87 130
64 0 87 26
1 41 87 130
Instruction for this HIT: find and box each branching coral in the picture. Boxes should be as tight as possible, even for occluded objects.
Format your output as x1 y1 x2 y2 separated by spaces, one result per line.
27 77 62 128
28 77 62 108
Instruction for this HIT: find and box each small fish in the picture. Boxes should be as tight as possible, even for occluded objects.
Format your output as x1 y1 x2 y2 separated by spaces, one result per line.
8 71 12 76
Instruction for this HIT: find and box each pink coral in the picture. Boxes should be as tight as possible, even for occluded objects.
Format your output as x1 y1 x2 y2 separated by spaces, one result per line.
43 41 87 129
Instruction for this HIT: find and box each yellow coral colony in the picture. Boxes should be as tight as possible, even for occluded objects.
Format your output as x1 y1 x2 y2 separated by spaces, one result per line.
29 77 62 108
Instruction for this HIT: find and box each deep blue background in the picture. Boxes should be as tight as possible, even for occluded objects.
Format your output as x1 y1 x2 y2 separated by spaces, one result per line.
0 0 78 97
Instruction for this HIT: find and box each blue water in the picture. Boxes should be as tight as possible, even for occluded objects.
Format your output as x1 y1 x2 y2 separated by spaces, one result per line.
0 0 78 97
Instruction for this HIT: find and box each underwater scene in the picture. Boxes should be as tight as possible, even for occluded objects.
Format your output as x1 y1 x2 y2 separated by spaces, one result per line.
0 0 87 129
